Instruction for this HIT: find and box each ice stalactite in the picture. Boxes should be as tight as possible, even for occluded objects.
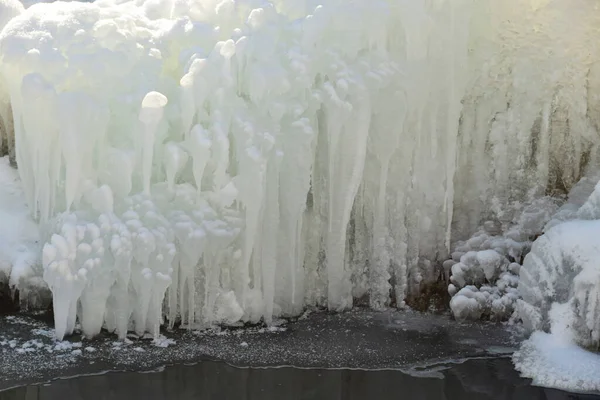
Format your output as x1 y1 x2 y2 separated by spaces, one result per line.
0 0 599 338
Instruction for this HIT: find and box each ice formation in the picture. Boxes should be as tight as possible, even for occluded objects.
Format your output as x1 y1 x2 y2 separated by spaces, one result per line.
513 311 600 393
0 0 20 36
448 197 560 321
0 0 599 340
0 156 41 301
511 174 600 392
517 182 600 348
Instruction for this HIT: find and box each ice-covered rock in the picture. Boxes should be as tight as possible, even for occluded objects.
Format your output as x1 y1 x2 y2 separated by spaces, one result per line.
517 219 600 348
448 197 561 321
516 180 600 348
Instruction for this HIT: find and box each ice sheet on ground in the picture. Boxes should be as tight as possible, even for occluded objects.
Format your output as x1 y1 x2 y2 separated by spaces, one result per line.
513 331 600 393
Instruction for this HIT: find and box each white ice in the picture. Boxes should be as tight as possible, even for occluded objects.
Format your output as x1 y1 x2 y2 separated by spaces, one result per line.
513 303 600 393
0 156 41 302
448 197 560 321
517 186 600 348
512 179 600 393
0 0 598 346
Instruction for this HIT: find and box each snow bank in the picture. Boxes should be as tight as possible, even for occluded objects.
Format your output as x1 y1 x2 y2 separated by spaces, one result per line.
514 331 600 393
514 301 600 393
0 0 599 339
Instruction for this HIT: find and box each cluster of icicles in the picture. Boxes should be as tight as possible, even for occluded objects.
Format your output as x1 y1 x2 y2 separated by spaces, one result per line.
43 182 244 339
0 0 599 339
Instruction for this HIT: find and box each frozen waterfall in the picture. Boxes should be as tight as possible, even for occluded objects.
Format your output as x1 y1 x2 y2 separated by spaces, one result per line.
0 0 599 340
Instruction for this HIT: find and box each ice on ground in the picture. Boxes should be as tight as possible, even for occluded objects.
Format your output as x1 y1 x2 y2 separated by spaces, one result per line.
1 328 85 356
514 331 600 393
152 335 175 348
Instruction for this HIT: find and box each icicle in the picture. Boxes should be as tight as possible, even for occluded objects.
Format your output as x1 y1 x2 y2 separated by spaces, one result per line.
138 92 168 195
0 0 597 339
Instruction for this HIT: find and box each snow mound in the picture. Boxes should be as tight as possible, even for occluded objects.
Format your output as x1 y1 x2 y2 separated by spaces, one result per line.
514 331 600 393
514 302 600 393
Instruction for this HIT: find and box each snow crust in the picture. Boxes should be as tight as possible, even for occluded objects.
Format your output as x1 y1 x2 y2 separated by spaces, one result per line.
0 0 599 340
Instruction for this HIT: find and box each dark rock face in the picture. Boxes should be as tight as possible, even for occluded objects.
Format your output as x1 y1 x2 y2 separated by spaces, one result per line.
0 281 18 315
406 278 450 313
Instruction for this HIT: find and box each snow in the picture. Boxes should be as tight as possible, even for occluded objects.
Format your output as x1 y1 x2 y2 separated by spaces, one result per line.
152 335 175 348
0 0 597 348
508 178 600 393
517 220 600 348
516 181 600 348
1 323 85 356
514 303 600 393
514 332 600 393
